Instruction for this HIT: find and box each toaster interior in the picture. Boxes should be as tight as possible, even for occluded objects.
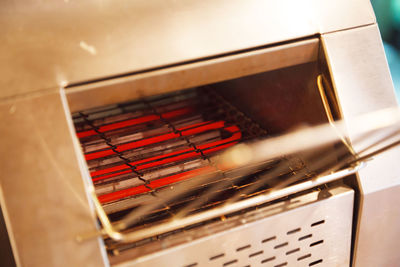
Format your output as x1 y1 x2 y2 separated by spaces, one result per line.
66 38 355 265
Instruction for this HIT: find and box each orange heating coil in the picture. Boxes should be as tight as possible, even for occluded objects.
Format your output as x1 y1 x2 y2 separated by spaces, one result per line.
77 105 242 204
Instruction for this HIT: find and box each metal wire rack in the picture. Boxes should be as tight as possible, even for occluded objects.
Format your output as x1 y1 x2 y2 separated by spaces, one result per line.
72 85 360 257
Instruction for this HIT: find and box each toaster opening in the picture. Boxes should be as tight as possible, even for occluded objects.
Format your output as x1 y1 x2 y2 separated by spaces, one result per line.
66 37 354 264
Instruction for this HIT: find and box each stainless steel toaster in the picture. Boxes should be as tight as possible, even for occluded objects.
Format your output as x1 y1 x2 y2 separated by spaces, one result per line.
1 1 399 266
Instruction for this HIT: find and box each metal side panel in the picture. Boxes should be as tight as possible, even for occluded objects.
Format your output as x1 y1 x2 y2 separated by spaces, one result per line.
114 186 354 267
0 91 107 267
322 24 400 267
0 0 374 99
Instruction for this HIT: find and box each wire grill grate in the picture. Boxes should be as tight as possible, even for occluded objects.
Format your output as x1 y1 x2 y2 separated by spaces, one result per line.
72 87 322 257
74 88 266 206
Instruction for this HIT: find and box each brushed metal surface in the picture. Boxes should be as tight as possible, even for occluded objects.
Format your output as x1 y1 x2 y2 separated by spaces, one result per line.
112 186 354 267
322 24 400 267
0 0 374 99
66 38 319 112
322 24 400 192
0 91 107 267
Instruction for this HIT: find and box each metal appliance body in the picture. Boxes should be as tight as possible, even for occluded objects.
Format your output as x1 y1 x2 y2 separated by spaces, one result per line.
0 1 399 266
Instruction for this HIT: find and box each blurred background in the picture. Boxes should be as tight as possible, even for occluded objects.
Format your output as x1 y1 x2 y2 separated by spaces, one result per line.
371 0 400 101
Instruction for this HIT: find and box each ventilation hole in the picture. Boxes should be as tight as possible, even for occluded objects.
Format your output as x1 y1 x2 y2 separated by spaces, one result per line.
285 248 300 255
309 259 323 266
298 234 312 241
310 240 324 247
274 263 287 267
274 242 288 249
262 236 276 243
249 250 263 258
183 263 198 267
210 253 225 261
223 259 238 266
311 220 325 227
297 254 311 261
261 256 276 264
287 228 301 235
237 245 251 252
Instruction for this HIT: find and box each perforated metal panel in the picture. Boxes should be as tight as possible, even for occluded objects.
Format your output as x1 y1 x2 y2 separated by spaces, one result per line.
114 186 353 267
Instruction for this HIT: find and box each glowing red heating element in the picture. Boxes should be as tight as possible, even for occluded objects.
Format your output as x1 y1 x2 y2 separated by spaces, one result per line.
77 107 192 139
84 120 238 161
77 109 242 204
98 166 217 204
96 121 241 204
90 123 240 180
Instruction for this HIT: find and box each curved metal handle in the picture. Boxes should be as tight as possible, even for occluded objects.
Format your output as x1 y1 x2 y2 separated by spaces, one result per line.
77 161 365 243
317 74 356 156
